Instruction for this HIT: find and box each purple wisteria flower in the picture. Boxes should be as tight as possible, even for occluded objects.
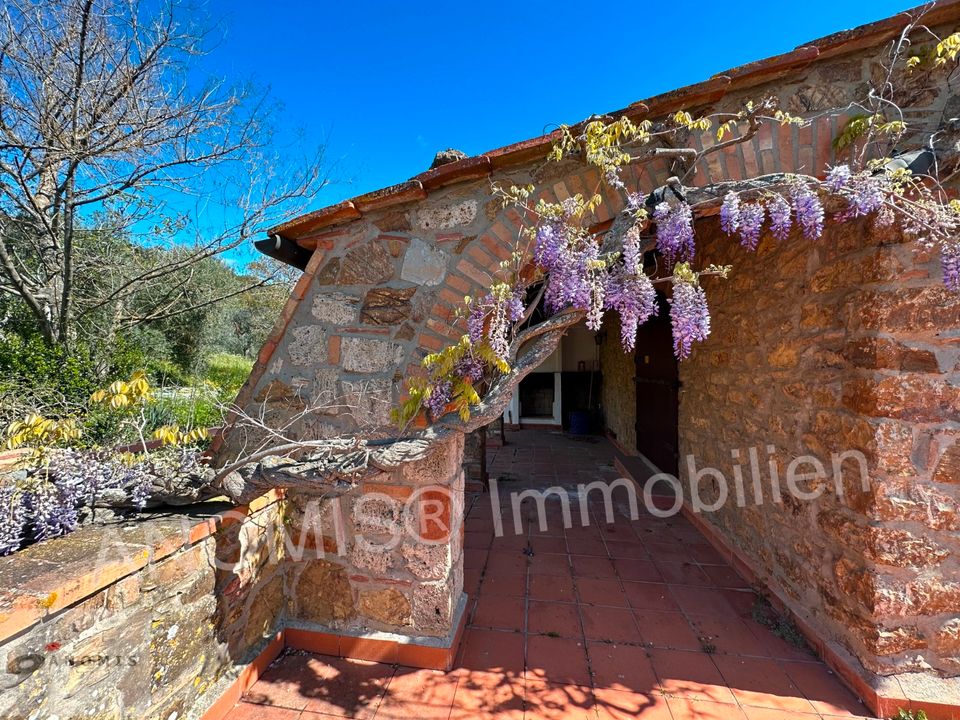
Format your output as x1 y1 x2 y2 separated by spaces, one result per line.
738 203 765 251
455 356 485 382
791 185 825 239
544 237 595 314
606 272 657 352
467 303 485 344
942 243 960 292
825 164 853 192
426 380 453 418
535 220 564 271
603 226 658 351
767 194 792 240
654 201 695 265
669 280 711 360
720 192 741 235
849 175 886 217
0 485 25 556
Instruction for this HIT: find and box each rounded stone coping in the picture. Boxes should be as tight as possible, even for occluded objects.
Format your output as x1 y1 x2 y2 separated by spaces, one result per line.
0 489 284 644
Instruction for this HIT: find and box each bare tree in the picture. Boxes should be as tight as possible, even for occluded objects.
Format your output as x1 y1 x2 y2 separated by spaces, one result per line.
0 0 327 347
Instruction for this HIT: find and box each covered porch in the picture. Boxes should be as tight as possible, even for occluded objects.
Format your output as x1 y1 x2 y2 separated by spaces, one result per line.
222 429 874 720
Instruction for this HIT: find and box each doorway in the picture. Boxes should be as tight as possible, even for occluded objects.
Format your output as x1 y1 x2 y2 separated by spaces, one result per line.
634 294 680 475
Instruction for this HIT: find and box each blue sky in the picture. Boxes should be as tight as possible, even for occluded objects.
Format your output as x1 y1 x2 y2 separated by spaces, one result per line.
200 0 920 213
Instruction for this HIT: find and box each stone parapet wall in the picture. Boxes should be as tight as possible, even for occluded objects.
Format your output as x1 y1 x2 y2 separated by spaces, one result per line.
0 431 468 719
0 493 285 720
679 217 960 678
283 432 465 638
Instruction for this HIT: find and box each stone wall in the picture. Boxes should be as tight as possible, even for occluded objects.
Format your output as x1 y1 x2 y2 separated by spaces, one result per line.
0 493 285 720
678 216 960 678
599 313 637 451
283 432 465 638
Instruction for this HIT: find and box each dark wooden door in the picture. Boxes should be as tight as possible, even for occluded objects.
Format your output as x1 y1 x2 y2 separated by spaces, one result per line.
634 295 680 475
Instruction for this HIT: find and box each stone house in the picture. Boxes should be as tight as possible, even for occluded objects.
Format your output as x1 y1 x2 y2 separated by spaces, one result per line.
214 3 960 717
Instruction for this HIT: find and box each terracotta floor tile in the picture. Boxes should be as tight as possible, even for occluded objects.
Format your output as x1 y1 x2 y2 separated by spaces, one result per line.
569 538 609 557
712 655 816 713
701 564 751 589
530 573 577 603
644 541 696 563
654 561 712 587
570 555 618 579
587 642 660 693
604 541 649 560
523 680 597 719
465 548 490 570
612 558 663 583
492 533 534 550
572 578 626 607
648 649 737 703
457 628 525 674
526 635 593 686
743 619 815 661
298 657 395 719
464 568 482 597
227 702 301 720
781 661 873 717
245 653 389 713
565 525 603 542
741 707 822 719
623 583 679 612
531 536 569 554
721 589 760 618
465 530 492 549
665 697 747 719
528 600 583 638
593 687 673 719
580 605 641 643
472 594 526 631
687 616 777 657
480 572 527 598
376 667 459 719
668 585 739 618
487 552 531 575
529 553 572 576
687 544 728 565
634 610 703 651
449 669 524 720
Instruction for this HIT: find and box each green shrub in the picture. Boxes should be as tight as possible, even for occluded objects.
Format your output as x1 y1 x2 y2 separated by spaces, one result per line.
201 352 253 398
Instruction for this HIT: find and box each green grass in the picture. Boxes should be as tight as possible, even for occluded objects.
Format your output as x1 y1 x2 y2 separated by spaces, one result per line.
202 352 253 397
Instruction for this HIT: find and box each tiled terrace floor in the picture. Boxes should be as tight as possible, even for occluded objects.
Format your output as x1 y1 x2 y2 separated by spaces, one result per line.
226 430 879 720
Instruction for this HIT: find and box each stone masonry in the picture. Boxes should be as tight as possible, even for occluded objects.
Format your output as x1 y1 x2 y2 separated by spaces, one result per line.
220 6 960 696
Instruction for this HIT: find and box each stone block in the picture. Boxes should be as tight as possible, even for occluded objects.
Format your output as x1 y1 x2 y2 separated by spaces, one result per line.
340 337 402 373
311 292 360 324
416 199 478 230
361 287 417 325
357 588 411 627
292 560 355 623
400 238 448 287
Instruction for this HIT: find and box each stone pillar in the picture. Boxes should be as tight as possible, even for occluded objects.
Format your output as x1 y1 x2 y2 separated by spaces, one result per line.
283 432 466 645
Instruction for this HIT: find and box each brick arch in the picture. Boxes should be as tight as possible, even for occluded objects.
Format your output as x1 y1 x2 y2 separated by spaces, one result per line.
224 106 859 459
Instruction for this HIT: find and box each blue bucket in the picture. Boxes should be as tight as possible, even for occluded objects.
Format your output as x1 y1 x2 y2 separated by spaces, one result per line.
569 410 590 435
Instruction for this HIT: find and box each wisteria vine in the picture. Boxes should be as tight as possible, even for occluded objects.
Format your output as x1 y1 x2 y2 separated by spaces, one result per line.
394 18 960 431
